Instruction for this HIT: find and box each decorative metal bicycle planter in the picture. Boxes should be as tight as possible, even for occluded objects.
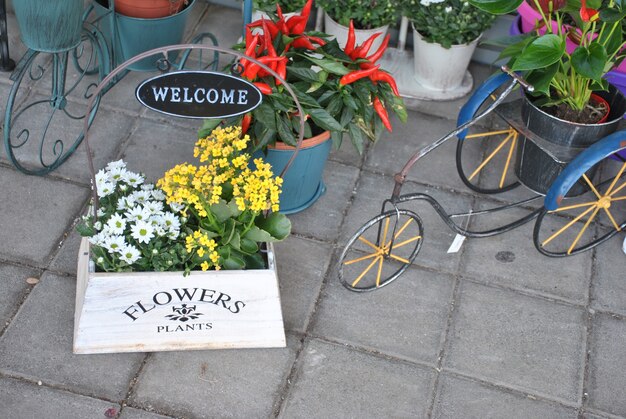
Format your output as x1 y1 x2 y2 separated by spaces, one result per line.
337 67 626 292
3 0 219 176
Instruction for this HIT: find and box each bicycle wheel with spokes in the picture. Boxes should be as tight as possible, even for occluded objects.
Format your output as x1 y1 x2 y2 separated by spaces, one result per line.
338 209 423 292
534 150 626 256
456 72 520 194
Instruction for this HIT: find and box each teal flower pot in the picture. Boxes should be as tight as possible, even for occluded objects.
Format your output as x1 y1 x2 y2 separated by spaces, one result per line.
13 0 84 52
92 0 195 71
255 131 331 215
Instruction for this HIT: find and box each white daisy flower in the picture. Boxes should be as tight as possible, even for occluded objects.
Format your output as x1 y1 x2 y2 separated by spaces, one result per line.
106 159 126 171
141 183 155 191
162 212 181 232
167 230 180 240
105 235 126 253
109 166 128 184
151 189 166 201
145 201 164 215
170 202 185 213
125 205 151 222
123 171 144 187
132 190 152 204
119 244 141 264
116 195 136 211
97 181 115 198
95 169 110 185
88 231 107 246
131 220 155 244
106 213 126 235
93 221 103 231
445 6 452 12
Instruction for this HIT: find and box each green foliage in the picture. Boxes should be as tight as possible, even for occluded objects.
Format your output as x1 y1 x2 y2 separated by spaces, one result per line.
317 0 400 28
253 0 307 14
403 0 496 48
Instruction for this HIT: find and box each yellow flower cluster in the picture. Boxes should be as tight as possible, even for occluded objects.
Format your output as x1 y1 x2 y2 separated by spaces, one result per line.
158 126 282 215
185 230 220 271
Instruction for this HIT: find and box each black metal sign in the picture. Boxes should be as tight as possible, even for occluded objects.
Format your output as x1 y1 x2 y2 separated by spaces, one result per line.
135 71 263 119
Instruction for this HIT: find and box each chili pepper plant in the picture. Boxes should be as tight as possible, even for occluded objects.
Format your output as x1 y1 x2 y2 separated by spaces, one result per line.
470 0 626 121
201 0 406 154
253 0 307 14
316 0 400 30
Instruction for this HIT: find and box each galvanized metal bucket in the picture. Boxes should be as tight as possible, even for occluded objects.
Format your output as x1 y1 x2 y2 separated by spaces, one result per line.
13 0 84 52
515 85 626 195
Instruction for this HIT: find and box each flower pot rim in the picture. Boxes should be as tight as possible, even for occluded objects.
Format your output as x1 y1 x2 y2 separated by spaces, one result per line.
113 0 194 21
411 22 481 49
523 86 625 127
269 130 331 150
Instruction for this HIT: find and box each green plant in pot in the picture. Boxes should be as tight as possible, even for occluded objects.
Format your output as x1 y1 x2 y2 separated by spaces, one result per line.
201 0 406 213
402 0 496 90
468 0 626 194
252 0 307 15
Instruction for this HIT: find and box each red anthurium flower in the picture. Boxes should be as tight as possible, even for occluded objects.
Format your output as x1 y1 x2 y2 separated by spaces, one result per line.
580 0 599 22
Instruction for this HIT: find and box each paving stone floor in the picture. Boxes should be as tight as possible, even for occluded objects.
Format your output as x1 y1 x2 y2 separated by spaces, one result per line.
1 2 625 418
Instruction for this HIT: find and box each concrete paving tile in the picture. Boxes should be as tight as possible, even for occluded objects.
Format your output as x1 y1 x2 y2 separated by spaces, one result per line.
130 335 298 418
49 228 83 276
432 373 578 419
0 272 144 400
460 203 592 304
328 134 364 168
312 265 454 364
0 167 88 265
0 13 29 85
120 407 173 419
287 160 360 242
274 236 332 333
444 281 586 403
582 413 616 419
120 119 198 182
0 263 40 326
99 71 153 115
591 236 626 317
340 171 470 274
366 110 475 192
280 338 434 418
587 313 626 417
0 376 118 419
2 100 135 184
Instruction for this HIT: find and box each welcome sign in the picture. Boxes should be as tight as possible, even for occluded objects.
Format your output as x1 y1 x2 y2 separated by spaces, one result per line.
135 71 263 119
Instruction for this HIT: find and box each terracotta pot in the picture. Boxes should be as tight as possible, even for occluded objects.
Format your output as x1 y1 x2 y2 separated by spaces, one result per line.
115 0 185 18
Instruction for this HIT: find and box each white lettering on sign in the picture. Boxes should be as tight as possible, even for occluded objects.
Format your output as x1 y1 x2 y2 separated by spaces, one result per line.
150 86 249 105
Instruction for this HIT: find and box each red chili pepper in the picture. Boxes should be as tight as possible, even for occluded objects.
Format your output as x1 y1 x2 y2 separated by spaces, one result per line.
275 58 287 85
241 114 252 134
370 70 400 96
247 20 279 39
307 36 326 46
276 4 284 20
287 16 308 35
366 33 390 63
289 37 316 50
253 82 273 95
373 97 392 132
339 65 380 86
344 20 356 56
256 56 283 78
261 21 277 57
301 0 313 22
350 32 381 60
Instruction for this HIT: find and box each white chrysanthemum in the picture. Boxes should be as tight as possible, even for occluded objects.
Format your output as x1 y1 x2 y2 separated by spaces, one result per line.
97 181 115 198
161 212 181 232
123 171 144 188
167 229 180 240
106 159 126 171
141 183 155 191
97 208 106 217
119 244 141 264
170 202 185 213
151 189 165 201
93 221 103 231
125 205 151 222
116 195 136 211
95 169 109 185
131 220 155 244
145 201 164 215
105 235 126 253
109 166 128 184
153 225 167 237
445 6 452 12
106 213 126 235
88 231 107 246
132 190 152 205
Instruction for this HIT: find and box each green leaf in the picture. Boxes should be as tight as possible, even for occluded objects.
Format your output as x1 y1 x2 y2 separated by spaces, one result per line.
305 56 351 76
76 223 96 237
254 102 277 131
240 237 259 254
599 8 626 23
277 114 297 146
348 123 365 155
571 44 607 81
211 200 233 223
223 256 245 270
255 213 291 241
468 0 522 14
525 63 559 96
326 94 344 117
308 108 343 132
497 35 535 61
287 67 320 83
243 252 266 269
244 226 274 242
331 130 343 149
512 34 565 71
198 118 222 139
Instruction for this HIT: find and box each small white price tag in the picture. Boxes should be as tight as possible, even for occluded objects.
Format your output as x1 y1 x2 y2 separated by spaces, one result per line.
447 234 466 253
447 209 472 254
622 236 626 255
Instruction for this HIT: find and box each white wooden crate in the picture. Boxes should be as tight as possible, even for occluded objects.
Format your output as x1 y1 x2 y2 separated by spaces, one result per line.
74 238 286 354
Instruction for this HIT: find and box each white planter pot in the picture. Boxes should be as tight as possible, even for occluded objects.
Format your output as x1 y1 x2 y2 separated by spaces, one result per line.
323 12 388 55
73 238 285 354
412 24 480 91
251 9 298 22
